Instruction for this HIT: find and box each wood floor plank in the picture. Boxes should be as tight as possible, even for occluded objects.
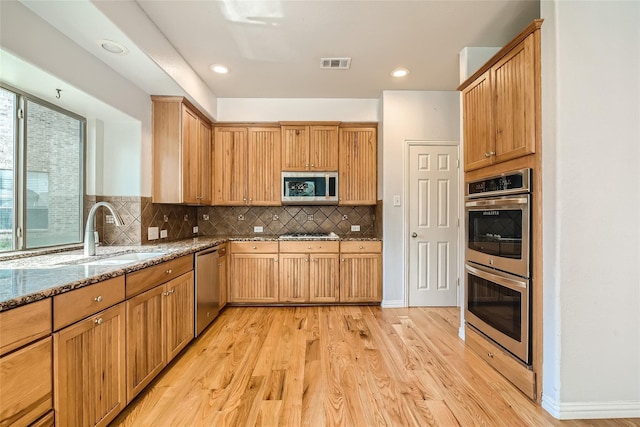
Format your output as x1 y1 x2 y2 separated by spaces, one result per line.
110 306 640 427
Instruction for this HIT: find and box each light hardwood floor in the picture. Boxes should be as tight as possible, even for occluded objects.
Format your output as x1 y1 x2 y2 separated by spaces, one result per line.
111 306 639 426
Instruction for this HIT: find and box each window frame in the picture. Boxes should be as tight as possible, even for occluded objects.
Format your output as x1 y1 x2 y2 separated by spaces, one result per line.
1 83 86 251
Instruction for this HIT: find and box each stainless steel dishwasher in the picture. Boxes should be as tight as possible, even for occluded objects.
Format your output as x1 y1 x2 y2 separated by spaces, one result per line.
195 247 220 337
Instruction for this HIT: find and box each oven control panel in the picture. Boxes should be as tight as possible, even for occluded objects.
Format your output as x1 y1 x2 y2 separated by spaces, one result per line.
467 168 531 198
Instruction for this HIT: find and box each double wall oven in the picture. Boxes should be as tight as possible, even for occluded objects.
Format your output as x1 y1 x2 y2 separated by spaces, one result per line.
465 169 532 364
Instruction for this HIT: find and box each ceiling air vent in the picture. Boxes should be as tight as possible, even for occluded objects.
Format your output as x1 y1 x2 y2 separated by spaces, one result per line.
320 57 351 70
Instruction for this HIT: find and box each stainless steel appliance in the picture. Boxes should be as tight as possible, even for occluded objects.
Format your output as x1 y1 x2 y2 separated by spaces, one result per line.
465 263 530 363
465 169 531 278
282 171 338 204
464 168 532 364
195 247 220 337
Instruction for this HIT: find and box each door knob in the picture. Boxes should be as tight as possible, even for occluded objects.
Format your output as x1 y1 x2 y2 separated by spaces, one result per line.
411 232 417 238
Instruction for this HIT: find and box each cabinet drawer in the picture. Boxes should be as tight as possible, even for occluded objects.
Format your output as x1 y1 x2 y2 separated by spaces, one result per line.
0 337 52 427
53 276 125 331
126 255 193 298
279 241 339 253
230 241 279 253
340 241 382 253
0 299 52 357
465 325 536 400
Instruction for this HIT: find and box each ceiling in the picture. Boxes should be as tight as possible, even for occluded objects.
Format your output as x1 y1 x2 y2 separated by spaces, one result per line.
19 0 540 100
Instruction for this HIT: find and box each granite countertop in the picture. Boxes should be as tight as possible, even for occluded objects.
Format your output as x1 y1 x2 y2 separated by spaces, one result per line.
0 234 382 311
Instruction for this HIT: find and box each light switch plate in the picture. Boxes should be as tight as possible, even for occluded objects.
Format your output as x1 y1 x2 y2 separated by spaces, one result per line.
193 226 198 234
393 195 401 207
148 227 159 240
254 226 264 233
160 229 168 238
351 225 360 232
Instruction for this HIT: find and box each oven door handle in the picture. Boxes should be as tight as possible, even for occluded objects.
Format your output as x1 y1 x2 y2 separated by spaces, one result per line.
465 196 528 208
465 263 528 292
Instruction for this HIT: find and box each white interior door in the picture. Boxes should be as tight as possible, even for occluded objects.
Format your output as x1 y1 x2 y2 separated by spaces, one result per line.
408 144 459 306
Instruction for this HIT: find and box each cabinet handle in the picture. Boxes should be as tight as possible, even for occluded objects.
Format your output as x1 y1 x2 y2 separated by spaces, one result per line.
484 151 496 158
163 291 169 296
311 164 315 167
249 198 252 202
252 246 257 250
305 164 309 167
94 295 103 303
359 245 364 249
170 289 175 294
166 269 173 274
487 352 494 358
307 246 311 250
305 258 309 262
94 318 103 326
341 259 345 262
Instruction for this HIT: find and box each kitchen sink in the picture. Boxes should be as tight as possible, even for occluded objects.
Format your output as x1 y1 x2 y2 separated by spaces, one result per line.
80 252 165 266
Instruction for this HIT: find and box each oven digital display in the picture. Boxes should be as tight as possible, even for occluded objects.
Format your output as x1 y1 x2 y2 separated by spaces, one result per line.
468 172 525 196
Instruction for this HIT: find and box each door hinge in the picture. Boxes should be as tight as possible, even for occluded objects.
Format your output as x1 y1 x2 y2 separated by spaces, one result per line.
457 218 460 227
457 277 460 287
457 159 460 168
17 108 24 119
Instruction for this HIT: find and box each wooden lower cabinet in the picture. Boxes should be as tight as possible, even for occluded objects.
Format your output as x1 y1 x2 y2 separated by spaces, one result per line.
125 271 194 403
53 303 126 427
218 245 228 308
340 241 383 303
279 253 340 303
0 337 52 427
230 253 279 303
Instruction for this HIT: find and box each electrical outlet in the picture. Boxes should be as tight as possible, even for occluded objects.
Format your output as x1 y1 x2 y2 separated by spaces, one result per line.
342 214 348 220
351 225 360 232
202 214 209 221
254 226 264 233
272 214 279 221
193 226 199 234
163 215 169 222
105 214 115 224
237 214 245 221
307 214 314 221
160 229 168 238
148 227 159 240
184 214 189 221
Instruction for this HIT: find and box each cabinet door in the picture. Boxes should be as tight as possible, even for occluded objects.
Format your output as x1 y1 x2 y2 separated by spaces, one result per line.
248 127 281 205
309 253 340 303
125 285 165 403
214 127 247 205
310 125 339 171
279 253 309 303
281 125 309 171
462 70 494 171
230 253 279 303
0 337 52 427
198 120 212 205
492 34 536 164
340 253 382 303
182 105 201 204
339 127 377 205
165 271 194 362
54 303 126 427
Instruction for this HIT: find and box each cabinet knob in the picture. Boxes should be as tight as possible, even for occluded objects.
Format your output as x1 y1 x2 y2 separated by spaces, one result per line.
311 164 315 167
305 258 309 262
305 164 309 167
166 269 173 274
249 198 252 202
163 291 170 296
94 295 103 303
252 246 257 249
359 245 364 249
487 352 494 358
94 318 103 326
341 259 345 262
307 246 311 250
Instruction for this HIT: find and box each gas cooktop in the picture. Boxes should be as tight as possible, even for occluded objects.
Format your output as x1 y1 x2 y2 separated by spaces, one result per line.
278 232 339 240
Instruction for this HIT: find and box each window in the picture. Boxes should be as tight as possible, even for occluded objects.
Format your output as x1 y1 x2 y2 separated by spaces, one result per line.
0 85 85 251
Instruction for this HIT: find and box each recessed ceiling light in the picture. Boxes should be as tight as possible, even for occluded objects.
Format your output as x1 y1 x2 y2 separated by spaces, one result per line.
98 39 129 56
391 68 410 78
210 64 230 74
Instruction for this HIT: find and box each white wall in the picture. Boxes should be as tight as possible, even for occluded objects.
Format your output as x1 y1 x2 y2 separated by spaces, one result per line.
541 0 640 419
381 91 460 306
0 1 151 197
217 98 379 122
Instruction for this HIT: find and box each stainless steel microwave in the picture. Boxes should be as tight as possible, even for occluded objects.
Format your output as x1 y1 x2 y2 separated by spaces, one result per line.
282 172 338 205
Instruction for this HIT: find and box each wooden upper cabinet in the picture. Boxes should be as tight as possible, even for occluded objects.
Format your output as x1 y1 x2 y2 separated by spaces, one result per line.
492 34 536 164
339 126 377 205
462 71 493 171
152 96 212 205
458 20 541 172
214 127 248 205
281 124 338 171
248 127 281 205
214 126 280 206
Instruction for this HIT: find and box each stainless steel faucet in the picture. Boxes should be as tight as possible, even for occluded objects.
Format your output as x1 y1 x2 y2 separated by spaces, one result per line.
84 201 124 256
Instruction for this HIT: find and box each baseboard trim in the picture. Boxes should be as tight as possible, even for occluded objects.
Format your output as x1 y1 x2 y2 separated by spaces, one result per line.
542 395 640 420
381 299 405 308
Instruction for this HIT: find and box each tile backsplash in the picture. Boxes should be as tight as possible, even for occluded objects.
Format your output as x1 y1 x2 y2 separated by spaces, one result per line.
197 205 376 237
86 197 379 247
